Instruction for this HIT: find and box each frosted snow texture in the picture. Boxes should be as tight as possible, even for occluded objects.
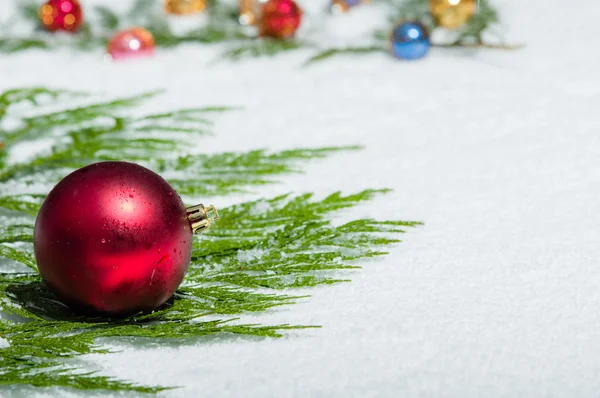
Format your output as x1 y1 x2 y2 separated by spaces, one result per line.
1 0 600 397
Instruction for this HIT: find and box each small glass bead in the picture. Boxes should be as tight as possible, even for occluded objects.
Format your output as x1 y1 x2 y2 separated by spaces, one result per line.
391 22 431 61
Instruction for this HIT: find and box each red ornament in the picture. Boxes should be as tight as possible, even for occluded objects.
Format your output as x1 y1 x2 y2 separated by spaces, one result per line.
107 27 156 61
39 0 83 32
259 0 302 39
33 162 218 316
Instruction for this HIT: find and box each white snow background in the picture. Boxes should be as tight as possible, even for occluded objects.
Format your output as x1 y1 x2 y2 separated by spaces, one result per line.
1 0 600 396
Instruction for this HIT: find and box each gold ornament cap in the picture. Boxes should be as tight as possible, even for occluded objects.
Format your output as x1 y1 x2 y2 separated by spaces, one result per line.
164 0 207 15
430 0 476 29
186 204 219 233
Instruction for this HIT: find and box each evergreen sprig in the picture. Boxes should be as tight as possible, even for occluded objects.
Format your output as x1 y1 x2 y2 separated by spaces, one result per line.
0 0 513 61
0 87 419 393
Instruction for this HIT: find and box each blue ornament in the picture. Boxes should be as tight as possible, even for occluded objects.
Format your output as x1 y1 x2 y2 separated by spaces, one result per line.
391 21 431 60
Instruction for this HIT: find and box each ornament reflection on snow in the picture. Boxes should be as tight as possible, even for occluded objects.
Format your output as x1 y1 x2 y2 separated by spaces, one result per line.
107 27 156 61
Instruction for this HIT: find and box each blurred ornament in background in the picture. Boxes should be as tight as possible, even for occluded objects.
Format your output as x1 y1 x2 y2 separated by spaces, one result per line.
239 0 258 25
259 0 303 39
108 27 155 61
429 0 476 29
164 0 207 15
390 21 430 60
330 0 369 14
39 0 83 32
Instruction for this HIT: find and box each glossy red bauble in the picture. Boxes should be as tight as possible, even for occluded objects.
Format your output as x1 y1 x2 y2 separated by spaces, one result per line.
34 162 193 316
39 0 83 32
259 0 303 39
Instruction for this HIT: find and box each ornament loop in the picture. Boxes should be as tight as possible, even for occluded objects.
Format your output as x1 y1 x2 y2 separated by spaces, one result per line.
187 204 219 233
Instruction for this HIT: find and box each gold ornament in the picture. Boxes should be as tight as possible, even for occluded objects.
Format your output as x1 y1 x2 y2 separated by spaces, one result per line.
164 0 206 15
429 0 476 29
239 0 257 25
330 0 371 14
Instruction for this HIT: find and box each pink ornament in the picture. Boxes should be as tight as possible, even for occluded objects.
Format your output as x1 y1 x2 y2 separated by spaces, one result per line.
107 27 155 61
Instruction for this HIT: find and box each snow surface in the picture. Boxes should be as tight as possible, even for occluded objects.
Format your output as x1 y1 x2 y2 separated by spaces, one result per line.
2 0 600 396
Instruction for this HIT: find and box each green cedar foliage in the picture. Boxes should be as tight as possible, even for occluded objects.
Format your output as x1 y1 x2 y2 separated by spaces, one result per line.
0 88 420 393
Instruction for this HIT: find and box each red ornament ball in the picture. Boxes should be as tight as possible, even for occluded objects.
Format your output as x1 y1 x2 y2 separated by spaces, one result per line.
39 0 83 32
259 0 303 39
107 27 156 61
34 162 212 316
